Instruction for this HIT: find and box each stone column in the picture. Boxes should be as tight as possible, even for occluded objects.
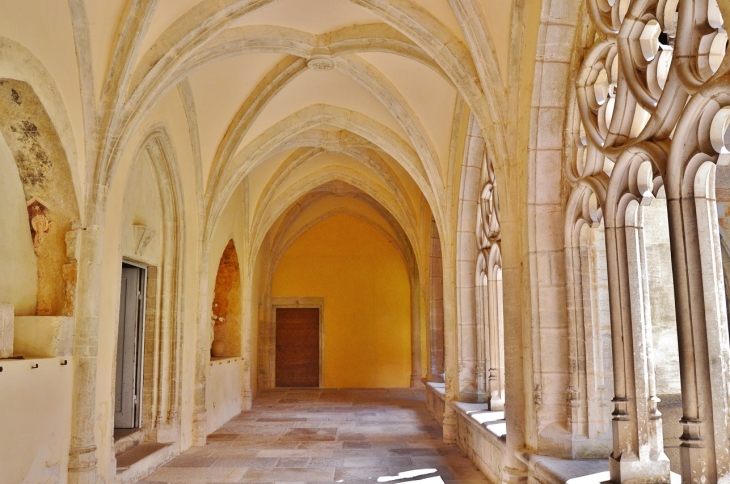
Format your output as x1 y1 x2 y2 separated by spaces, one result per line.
475 279 489 401
441 237 458 442
487 265 505 410
241 272 253 410
429 222 444 380
624 204 667 470
191 248 211 446
67 223 103 484
410 272 422 387
604 205 669 483
665 165 730 483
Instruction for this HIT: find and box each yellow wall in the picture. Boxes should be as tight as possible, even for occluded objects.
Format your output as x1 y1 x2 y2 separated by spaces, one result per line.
272 213 411 388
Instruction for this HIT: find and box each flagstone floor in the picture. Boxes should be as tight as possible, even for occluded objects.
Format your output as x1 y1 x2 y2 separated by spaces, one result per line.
139 388 489 483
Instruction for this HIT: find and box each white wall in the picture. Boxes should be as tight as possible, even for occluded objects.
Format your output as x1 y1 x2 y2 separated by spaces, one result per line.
0 357 73 484
206 359 244 434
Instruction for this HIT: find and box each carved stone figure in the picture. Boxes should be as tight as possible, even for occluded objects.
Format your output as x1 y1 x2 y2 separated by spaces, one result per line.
26 198 51 252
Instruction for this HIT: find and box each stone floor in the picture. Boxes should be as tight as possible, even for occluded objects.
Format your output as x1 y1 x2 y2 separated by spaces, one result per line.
139 388 489 483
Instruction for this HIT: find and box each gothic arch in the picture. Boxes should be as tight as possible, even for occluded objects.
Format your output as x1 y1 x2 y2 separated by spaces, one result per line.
69 126 187 478
205 105 438 244
250 167 421 272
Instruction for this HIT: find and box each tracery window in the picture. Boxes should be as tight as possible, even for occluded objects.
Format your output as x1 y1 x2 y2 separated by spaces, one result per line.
476 150 504 410
568 0 730 481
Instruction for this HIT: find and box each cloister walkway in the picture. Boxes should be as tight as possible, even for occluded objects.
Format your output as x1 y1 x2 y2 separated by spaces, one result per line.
139 388 489 483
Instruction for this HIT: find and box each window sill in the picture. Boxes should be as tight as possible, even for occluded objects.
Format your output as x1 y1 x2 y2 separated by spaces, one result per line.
209 356 242 366
452 401 507 439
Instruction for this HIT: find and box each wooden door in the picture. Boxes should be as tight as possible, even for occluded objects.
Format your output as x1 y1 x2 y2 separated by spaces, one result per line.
114 266 143 428
275 308 320 387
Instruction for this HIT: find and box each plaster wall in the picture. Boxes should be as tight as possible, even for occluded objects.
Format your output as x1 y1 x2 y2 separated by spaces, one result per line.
206 359 245 434
0 132 37 314
239 68 408 149
272 213 411 388
0 357 73 484
121 152 163 265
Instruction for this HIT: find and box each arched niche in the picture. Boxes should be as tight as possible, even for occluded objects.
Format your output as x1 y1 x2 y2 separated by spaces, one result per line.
211 240 242 359
0 79 80 316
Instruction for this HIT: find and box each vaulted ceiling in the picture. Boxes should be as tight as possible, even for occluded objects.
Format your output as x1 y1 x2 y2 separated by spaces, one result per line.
1 0 521 258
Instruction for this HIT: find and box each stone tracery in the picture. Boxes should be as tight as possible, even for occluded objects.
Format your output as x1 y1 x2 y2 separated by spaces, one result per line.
475 149 504 410
568 0 730 480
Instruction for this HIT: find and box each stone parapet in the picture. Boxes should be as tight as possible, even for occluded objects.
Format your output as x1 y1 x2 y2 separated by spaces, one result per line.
424 381 446 427
447 400 507 483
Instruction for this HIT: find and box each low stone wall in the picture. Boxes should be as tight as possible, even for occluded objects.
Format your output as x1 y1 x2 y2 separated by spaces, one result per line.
206 357 245 434
424 382 684 483
425 383 506 483
424 382 445 427
452 403 506 483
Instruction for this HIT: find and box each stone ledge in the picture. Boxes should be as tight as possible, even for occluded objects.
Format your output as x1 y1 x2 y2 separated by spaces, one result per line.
452 401 507 440
14 316 75 358
452 399 506 483
518 454 681 484
425 381 445 395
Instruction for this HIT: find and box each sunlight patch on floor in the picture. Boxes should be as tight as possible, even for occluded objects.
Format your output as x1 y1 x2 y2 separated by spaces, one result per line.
377 468 439 482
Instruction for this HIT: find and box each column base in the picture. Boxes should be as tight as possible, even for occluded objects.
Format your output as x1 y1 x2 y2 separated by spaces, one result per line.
679 440 708 484
443 412 458 444
191 410 208 446
68 445 97 484
502 465 528 484
609 451 670 484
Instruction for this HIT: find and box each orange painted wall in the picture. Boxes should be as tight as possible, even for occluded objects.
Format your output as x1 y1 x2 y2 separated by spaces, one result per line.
272 213 411 387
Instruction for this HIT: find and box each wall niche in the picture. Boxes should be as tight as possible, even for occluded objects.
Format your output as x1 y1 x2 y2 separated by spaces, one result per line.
210 240 242 358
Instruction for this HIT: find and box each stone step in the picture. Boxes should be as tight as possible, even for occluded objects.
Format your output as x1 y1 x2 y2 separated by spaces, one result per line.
115 442 174 484
113 428 144 456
